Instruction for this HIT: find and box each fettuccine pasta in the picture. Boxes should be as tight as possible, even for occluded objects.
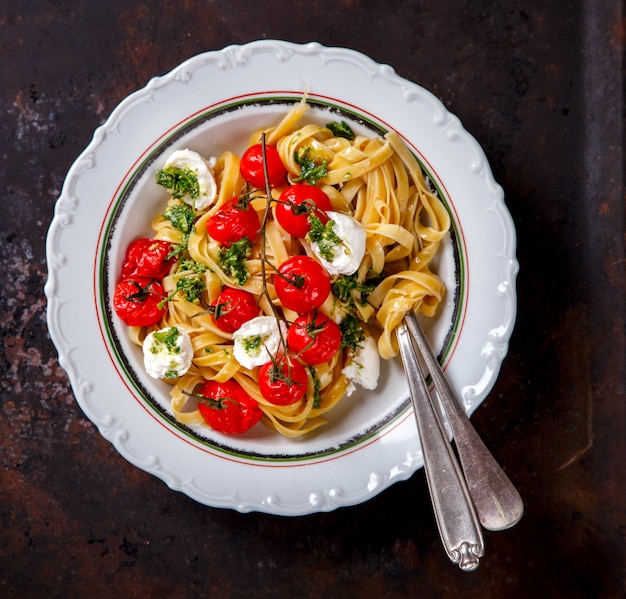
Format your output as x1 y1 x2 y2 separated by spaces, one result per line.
121 98 450 438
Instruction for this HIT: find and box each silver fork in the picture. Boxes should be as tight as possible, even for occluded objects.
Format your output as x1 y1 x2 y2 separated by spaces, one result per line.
404 311 524 532
396 322 484 571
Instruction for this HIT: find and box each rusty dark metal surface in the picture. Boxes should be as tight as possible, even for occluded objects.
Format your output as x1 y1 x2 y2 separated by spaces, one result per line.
1 1 624 597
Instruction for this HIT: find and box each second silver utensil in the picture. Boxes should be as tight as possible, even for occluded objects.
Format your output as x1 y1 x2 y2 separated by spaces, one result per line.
404 311 524 531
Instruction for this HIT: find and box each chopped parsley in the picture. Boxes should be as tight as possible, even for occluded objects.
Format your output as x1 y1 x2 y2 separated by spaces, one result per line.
339 314 366 351
159 275 206 308
218 237 252 285
163 203 195 234
326 120 355 141
162 203 196 259
175 275 206 302
307 214 341 262
150 327 180 353
166 243 185 260
156 166 200 200
332 274 377 311
178 258 207 274
293 148 328 185
242 335 263 354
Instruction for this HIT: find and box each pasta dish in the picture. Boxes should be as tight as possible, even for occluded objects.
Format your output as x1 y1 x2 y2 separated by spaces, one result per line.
112 97 450 438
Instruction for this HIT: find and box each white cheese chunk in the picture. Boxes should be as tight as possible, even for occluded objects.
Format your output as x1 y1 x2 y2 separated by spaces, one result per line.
143 326 194 380
342 334 380 396
163 149 217 210
309 211 366 276
232 316 286 370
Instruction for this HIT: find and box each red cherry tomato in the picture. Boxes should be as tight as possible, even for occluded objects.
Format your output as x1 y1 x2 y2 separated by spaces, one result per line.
196 379 263 434
275 184 332 237
121 238 176 279
258 354 308 406
210 287 259 333
274 255 331 313
240 143 287 188
206 197 260 246
113 277 166 326
287 312 342 365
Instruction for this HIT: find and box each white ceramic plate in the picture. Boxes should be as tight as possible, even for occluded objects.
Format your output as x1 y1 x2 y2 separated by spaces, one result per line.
45 41 517 516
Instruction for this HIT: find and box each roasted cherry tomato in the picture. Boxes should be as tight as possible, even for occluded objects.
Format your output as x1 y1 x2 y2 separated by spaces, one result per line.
210 287 259 333
196 379 263 434
275 184 333 238
121 238 176 279
287 312 342 365
274 255 331 313
113 277 166 326
240 143 287 188
258 354 308 406
206 197 260 246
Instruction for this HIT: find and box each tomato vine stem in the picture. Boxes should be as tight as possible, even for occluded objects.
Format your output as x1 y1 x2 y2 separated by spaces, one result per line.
257 133 302 385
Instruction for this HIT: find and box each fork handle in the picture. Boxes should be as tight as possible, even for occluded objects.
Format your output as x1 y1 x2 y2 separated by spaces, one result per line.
397 324 484 571
405 311 524 531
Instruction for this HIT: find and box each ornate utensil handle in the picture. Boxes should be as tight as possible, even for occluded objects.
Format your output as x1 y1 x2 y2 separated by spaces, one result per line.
397 323 484 571
405 311 524 531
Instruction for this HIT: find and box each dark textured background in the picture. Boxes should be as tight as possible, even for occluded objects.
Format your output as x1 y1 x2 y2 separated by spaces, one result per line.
1 1 624 597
